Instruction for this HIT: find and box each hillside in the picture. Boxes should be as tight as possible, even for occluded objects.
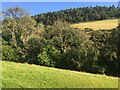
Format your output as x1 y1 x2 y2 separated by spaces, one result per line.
71 19 118 30
34 6 119 25
1 61 118 88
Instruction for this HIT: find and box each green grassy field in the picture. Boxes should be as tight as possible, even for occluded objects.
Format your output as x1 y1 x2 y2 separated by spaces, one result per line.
71 19 118 30
1 61 118 88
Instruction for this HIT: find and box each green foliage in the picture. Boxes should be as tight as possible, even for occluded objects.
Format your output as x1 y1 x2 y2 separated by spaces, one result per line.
89 28 119 76
2 6 120 77
23 38 42 64
2 7 43 63
38 50 51 66
34 6 119 25
44 20 93 71
38 40 60 67
2 45 19 62
104 26 120 76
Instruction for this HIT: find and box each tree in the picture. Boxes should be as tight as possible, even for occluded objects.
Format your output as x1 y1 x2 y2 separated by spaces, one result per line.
2 44 19 62
106 26 120 76
37 40 60 67
2 7 30 46
46 20 93 70
2 7 43 62
34 6 118 25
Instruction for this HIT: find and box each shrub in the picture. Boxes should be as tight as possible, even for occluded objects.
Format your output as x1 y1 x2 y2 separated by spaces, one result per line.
2 45 19 62
37 43 60 67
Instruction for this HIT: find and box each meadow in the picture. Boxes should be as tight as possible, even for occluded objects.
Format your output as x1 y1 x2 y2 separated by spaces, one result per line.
71 19 118 30
1 61 118 88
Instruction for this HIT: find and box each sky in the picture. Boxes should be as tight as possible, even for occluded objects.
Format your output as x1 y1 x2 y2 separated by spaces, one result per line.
2 2 118 16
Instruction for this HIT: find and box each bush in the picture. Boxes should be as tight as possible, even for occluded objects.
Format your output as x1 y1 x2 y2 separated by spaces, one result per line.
2 45 19 62
37 41 60 67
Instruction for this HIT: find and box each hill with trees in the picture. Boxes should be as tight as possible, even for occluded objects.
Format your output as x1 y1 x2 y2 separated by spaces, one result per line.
2 6 120 78
33 5 120 25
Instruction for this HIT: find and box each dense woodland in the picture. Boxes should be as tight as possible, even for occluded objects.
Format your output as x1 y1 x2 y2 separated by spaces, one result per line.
34 5 120 25
2 6 120 77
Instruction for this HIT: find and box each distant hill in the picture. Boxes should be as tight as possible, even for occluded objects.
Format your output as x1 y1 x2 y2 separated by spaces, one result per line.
71 19 118 30
33 6 119 25
2 61 118 88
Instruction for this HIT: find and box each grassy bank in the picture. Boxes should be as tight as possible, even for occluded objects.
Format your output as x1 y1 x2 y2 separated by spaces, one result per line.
1 61 118 88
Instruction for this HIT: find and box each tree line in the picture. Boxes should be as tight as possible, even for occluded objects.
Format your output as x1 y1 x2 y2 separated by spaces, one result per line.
33 5 120 25
2 7 120 77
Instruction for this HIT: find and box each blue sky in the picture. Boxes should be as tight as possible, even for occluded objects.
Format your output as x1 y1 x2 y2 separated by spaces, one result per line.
2 2 118 16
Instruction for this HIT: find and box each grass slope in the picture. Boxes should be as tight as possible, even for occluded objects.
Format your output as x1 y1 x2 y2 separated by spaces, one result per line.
1 61 118 88
71 19 118 30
